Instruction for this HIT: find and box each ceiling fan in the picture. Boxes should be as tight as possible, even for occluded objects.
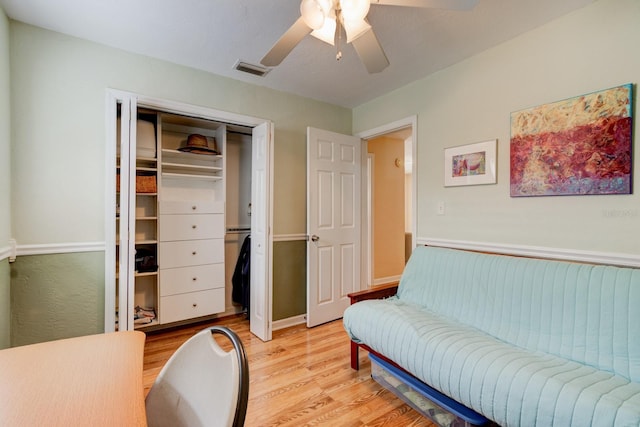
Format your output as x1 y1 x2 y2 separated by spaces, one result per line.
260 0 479 74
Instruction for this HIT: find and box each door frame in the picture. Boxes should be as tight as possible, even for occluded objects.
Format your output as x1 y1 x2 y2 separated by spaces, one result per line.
356 115 417 292
365 153 374 288
104 89 274 339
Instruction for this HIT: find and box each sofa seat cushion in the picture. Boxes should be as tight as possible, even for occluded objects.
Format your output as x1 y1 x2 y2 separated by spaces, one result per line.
344 298 640 426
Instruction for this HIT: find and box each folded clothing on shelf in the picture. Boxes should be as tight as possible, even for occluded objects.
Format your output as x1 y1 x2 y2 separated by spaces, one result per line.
134 306 156 324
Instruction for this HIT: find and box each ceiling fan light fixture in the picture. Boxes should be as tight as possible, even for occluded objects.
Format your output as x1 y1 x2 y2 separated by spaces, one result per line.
300 0 331 30
344 19 371 43
270 0 475 73
300 0 324 29
310 17 337 45
339 0 370 21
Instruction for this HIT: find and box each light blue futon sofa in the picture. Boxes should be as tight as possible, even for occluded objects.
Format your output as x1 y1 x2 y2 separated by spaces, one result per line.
343 246 640 426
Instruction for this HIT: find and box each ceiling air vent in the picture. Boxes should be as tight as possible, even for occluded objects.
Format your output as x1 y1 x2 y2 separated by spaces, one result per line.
234 61 270 77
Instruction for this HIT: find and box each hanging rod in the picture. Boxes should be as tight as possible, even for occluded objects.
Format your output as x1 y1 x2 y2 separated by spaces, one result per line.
226 227 251 233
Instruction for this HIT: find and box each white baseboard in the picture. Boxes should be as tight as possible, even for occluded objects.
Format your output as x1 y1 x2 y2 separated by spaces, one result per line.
418 237 640 268
272 314 306 331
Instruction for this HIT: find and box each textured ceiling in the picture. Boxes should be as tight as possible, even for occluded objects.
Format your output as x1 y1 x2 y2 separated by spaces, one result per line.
0 0 596 107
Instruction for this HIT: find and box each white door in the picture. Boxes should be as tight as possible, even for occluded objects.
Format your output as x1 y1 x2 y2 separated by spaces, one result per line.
118 97 137 331
307 127 361 327
250 122 273 341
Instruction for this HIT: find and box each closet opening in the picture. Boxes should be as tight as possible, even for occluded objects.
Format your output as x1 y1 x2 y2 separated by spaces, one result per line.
106 91 272 341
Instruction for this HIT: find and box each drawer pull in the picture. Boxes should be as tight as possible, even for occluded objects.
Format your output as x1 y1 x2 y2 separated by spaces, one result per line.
192 277 197 281
192 225 197 229
192 205 197 210
192 303 198 308
192 251 197 255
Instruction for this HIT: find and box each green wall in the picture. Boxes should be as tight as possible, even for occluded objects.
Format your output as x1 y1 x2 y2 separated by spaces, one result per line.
9 21 350 344
272 241 307 321
354 0 640 256
0 260 8 348
0 6 11 349
10 253 104 346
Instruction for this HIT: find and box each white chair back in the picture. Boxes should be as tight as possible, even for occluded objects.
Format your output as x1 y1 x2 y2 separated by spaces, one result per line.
146 326 248 427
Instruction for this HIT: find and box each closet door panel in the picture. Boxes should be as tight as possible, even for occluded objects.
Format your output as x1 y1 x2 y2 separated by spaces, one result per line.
160 214 224 241
159 239 223 268
160 264 225 296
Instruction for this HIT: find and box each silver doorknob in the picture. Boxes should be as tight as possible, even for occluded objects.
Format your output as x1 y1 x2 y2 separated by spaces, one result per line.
311 235 319 242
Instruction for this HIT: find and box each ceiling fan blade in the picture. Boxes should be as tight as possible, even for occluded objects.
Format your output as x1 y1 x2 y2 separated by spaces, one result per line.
371 0 478 10
261 17 312 67
351 27 390 74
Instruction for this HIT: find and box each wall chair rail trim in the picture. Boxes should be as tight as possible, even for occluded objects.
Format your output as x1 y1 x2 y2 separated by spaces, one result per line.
419 237 640 268
13 241 106 258
10 234 307 257
273 233 307 242
9 234 307 258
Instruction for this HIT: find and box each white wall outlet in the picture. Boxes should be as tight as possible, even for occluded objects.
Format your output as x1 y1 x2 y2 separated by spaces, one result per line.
437 201 445 215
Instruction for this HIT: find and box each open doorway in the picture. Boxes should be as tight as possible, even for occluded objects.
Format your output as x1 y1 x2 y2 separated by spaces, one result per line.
366 128 412 286
358 117 416 290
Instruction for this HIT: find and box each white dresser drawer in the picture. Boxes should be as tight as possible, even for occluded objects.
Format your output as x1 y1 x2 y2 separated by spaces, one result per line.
159 200 224 215
159 239 223 269
160 214 224 241
160 263 224 297
160 288 225 324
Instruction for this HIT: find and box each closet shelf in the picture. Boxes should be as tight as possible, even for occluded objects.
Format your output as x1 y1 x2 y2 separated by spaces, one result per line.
161 148 222 160
162 162 222 172
115 271 158 279
161 172 223 181
134 319 159 329
135 271 158 277
115 239 158 246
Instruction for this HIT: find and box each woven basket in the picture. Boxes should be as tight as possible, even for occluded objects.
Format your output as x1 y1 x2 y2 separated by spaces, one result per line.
136 175 157 193
115 174 156 193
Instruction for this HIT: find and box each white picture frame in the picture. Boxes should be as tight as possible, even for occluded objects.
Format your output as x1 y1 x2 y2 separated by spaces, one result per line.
444 139 497 187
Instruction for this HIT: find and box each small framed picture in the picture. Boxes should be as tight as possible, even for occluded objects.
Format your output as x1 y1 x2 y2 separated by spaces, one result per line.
444 139 497 187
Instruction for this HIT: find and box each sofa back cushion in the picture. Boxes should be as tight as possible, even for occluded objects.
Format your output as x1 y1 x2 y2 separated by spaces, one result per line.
397 246 640 382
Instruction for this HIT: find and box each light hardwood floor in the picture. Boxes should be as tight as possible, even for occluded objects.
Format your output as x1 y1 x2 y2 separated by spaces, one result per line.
143 315 436 426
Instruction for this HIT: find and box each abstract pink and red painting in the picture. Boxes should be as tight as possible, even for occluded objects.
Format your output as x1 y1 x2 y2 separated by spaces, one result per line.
510 84 632 197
